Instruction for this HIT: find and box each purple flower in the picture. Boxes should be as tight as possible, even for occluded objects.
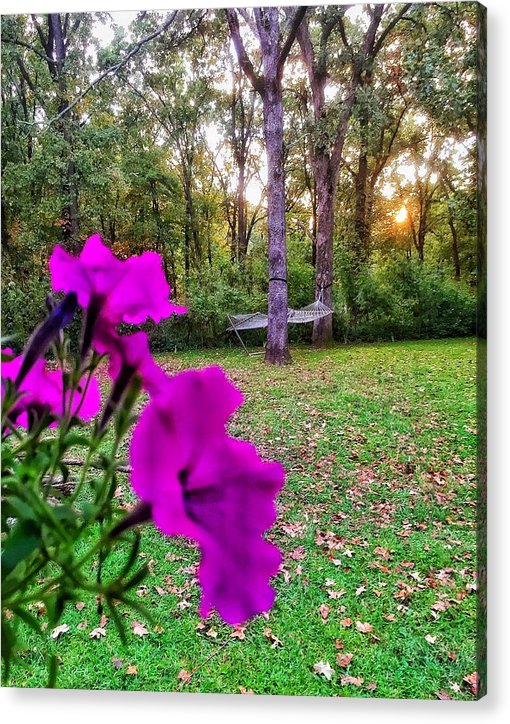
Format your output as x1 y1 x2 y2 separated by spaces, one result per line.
94 326 167 428
94 325 166 394
2 349 101 429
130 366 284 625
49 234 186 327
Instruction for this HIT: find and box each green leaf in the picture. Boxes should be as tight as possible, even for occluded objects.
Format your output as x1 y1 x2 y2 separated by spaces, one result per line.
3 495 36 522
11 606 43 636
1 520 41 579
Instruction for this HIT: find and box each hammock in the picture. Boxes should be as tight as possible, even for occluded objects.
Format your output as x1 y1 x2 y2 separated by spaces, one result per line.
227 299 333 354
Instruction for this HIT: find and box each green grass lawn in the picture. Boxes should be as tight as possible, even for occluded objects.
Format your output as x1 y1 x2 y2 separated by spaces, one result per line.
7 338 478 699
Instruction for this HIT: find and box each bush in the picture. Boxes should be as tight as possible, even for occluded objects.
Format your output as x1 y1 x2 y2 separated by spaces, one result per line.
334 256 476 342
1 278 49 352
147 263 267 352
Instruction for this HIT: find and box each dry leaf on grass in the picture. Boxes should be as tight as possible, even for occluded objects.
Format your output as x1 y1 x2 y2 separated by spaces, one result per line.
319 604 330 620
312 661 334 681
336 652 353 667
463 671 478 695
89 627 106 639
341 675 364 687
50 624 69 639
131 621 149 637
355 621 373 634
178 670 192 685
230 626 246 640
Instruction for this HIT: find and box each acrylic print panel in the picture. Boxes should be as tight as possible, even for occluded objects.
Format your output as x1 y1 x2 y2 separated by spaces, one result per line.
1 2 486 700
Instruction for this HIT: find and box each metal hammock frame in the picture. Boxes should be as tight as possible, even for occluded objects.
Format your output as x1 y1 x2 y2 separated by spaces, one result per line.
227 297 333 356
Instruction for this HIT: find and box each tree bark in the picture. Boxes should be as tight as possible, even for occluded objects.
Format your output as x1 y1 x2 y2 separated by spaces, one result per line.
297 5 410 345
447 207 461 279
226 7 306 364
47 14 80 248
354 148 370 267
258 9 291 364
237 158 248 260
312 154 335 345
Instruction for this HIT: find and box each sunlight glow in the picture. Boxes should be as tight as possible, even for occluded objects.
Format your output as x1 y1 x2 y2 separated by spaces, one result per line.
395 206 409 224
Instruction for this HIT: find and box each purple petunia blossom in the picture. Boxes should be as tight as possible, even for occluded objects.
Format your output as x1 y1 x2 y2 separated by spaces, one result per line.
2 349 101 428
130 365 284 625
49 234 186 326
94 324 167 395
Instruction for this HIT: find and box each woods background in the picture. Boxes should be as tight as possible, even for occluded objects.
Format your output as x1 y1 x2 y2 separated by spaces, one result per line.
1 3 480 355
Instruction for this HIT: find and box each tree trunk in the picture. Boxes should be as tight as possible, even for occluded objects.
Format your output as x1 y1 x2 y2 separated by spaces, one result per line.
312 154 335 346
226 6 306 364
230 202 237 262
183 175 197 271
50 13 80 248
296 6 390 346
1 195 9 250
237 160 248 261
354 148 370 267
262 74 291 365
448 213 461 279
183 209 191 274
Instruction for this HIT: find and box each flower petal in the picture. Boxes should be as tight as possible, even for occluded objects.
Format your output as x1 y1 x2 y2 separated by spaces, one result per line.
108 251 185 324
129 366 283 625
50 235 184 327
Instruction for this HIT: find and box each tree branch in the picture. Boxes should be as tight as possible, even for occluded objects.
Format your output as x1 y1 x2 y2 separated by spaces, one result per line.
278 6 308 75
225 9 264 95
37 11 181 128
337 14 352 53
372 4 412 57
2 36 54 65
237 7 259 39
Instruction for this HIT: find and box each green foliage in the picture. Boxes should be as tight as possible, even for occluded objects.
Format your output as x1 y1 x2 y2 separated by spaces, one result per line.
1 6 479 352
334 256 476 343
1 277 50 352
1 304 149 686
148 261 267 351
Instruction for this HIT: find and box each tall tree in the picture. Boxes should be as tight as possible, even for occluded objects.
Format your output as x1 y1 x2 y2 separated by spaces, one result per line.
2 13 95 247
226 6 307 365
296 3 411 345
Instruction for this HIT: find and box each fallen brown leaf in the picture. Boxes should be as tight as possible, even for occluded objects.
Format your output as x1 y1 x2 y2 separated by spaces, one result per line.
131 621 149 637
356 621 373 634
319 604 330 620
341 675 364 687
336 652 353 667
177 669 192 685
463 671 478 695
312 661 334 681
89 627 106 639
50 624 69 639
230 626 246 640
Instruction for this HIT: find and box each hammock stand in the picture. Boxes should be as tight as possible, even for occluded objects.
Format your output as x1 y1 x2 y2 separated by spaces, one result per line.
227 296 333 356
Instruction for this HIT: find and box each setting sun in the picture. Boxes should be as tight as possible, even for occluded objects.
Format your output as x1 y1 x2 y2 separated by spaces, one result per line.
395 205 409 224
